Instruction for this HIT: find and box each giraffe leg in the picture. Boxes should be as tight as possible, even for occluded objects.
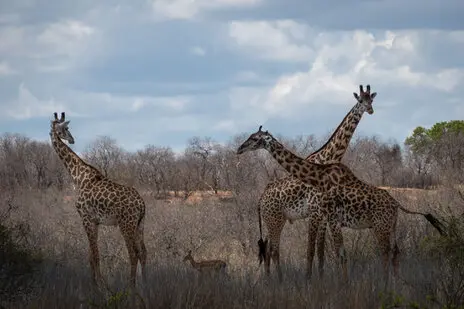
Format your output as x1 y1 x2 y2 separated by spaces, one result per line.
136 219 147 283
306 214 323 280
390 220 399 278
373 228 392 279
263 212 285 281
316 221 327 278
270 242 282 282
83 221 104 287
120 226 139 287
392 241 400 277
268 223 285 282
264 241 271 275
328 218 348 281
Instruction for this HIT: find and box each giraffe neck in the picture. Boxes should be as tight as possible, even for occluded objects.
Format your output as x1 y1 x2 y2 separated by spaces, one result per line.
266 137 326 188
50 128 102 188
305 102 365 163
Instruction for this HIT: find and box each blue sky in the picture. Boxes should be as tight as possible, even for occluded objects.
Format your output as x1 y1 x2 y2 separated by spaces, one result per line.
1 0 463 152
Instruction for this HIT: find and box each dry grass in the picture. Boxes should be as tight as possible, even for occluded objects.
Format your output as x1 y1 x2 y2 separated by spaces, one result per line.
1 186 463 309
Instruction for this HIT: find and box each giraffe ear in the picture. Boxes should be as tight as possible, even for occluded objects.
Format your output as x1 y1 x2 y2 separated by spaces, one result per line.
353 92 359 100
371 92 377 99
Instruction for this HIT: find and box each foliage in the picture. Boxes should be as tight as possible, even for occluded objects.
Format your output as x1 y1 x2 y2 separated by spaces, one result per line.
419 215 464 308
405 121 464 183
0 197 43 304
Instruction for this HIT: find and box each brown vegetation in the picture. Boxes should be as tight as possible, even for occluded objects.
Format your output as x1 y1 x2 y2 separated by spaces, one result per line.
0 130 463 308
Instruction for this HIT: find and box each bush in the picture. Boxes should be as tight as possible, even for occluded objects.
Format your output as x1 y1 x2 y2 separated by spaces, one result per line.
0 198 43 306
419 216 464 308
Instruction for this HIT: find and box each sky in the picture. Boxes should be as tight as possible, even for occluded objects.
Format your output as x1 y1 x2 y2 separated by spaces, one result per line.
1 0 463 153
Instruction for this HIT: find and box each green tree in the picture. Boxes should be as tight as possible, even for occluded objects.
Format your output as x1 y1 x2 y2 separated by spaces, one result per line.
405 120 464 184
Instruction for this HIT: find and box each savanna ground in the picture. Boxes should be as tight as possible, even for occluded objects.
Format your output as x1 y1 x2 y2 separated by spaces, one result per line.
1 123 464 308
1 185 463 309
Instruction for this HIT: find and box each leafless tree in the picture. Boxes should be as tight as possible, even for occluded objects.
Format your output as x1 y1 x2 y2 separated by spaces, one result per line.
133 145 175 197
82 135 124 179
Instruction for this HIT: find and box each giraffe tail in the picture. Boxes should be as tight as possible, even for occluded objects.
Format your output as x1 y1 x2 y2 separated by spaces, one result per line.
257 202 267 265
398 205 447 236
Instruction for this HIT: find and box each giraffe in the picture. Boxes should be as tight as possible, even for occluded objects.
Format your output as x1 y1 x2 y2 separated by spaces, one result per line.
237 126 446 280
49 112 147 287
256 85 377 281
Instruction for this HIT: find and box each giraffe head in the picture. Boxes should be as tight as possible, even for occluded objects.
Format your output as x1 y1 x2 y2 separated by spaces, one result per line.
237 125 274 155
353 84 377 115
50 112 75 144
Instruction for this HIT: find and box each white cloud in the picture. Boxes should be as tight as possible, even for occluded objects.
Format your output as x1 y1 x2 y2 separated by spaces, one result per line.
213 119 236 132
1 2 463 152
234 70 259 82
151 0 261 20
0 13 21 24
0 26 25 55
38 20 94 46
6 84 72 120
3 84 191 121
228 24 464 112
34 20 95 71
190 46 206 56
222 24 464 138
228 20 314 62
0 61 17 75
0 20 97 73
129 96 190 112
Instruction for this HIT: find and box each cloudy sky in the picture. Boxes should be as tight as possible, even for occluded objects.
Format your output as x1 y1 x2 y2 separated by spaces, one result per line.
1 0 463 152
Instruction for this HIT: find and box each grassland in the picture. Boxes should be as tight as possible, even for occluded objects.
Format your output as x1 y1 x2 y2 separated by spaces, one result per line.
1 186 463 309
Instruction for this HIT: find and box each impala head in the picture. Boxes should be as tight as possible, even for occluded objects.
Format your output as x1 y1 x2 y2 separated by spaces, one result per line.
183 250 193 262
353 84 377 115
51 112 75 144
237 125 274 155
